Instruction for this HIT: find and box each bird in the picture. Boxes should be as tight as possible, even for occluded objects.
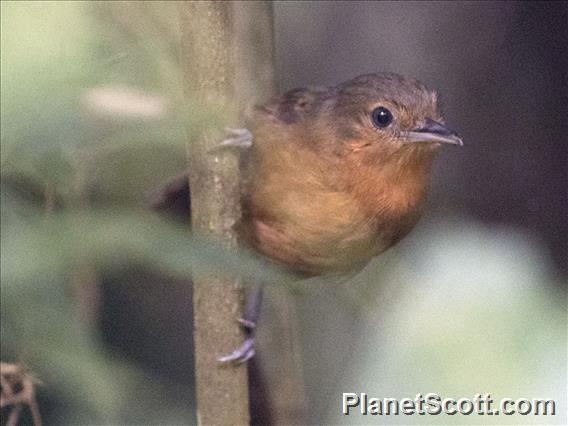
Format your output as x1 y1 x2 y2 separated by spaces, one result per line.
152 72 463 362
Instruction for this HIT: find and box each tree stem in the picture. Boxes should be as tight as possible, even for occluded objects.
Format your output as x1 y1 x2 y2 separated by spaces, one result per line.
178 2 275 424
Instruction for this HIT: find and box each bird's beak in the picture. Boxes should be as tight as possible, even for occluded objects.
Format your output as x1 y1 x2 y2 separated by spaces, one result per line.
402 118 463 146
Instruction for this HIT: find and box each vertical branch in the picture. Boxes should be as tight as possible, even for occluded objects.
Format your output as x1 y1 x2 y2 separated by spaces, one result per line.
178 2 275 425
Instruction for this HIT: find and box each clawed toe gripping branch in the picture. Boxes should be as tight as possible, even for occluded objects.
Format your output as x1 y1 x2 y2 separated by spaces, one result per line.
219 285 263 364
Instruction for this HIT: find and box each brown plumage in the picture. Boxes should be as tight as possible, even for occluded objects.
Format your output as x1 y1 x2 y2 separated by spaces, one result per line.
238 73 462 276
151 72 462 363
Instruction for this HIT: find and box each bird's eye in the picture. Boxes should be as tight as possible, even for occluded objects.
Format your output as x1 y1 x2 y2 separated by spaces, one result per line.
371 106 393 128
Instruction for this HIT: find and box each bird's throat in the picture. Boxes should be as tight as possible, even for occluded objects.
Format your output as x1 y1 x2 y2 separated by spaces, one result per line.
347 149 435 224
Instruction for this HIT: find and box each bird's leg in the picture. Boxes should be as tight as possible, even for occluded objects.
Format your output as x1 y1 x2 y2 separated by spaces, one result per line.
218 285 263 364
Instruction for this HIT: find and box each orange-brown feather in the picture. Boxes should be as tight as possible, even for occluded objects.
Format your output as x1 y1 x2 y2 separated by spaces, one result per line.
239 118 435 276
237 73 444 276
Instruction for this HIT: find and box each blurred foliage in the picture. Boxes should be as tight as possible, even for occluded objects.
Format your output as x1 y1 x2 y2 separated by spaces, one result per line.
1 1 566 425
315 217 567 424
1 2 291 422
1 2 196 423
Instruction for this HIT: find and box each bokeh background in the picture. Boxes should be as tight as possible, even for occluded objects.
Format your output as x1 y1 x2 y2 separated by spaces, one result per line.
1 1 566 425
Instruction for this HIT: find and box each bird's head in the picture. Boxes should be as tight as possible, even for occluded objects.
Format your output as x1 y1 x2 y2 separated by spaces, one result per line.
317 73 462 162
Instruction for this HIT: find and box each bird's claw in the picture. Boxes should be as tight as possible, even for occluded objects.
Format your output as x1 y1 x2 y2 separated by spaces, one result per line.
218 337 256 364
238 317 256 329
219 128 253 149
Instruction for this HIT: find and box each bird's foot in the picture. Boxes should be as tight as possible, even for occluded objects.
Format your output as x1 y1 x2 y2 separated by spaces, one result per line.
219 128 253 149
219 286 262 364
218 336 256 364
218 316 257 364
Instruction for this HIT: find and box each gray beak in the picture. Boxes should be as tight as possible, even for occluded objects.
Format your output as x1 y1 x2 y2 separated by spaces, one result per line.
402 118 463 146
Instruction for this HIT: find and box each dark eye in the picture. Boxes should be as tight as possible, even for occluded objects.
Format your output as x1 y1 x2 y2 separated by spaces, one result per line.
371 106 393 128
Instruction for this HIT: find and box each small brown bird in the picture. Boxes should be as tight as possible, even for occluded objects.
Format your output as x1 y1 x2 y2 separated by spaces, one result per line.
154 72 462 361
238 72 462 276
